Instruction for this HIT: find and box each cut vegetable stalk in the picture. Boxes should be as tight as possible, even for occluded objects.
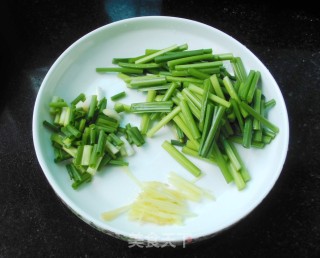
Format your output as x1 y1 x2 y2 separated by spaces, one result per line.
239 101 279 133
179 99 201 140
130 101 173 113
111 91 126 101
135 44 178 64
140 90 156 134
200 106 226 157
162 141 201 177
147 106 181 137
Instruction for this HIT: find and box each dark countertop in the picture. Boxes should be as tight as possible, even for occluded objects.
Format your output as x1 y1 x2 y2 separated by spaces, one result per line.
1 0 319 257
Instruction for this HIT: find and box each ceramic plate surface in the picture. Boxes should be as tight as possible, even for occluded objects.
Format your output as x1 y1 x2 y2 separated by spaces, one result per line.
33 16 289 244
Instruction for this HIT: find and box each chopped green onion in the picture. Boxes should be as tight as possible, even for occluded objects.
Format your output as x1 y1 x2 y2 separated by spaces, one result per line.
96 67 143 74
135 44 179 64
162 140 201 177
199 106 226 157
43 120 60 132
167 53 215 69
111 91 126 101
130 101 173 113
242 117 253 148
175 61 223 71
179 99 201 140
239 101 279 133
71 93 86 106
147 106 181 138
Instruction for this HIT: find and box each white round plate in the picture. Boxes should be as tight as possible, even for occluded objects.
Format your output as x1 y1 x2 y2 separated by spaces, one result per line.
33 16 289 244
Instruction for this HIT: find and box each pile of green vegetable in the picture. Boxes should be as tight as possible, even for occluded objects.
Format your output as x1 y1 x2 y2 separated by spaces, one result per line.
43 93 145 189
44 43 279 190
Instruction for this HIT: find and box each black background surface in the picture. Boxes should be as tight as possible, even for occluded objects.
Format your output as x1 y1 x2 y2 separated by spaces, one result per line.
1 0 319 257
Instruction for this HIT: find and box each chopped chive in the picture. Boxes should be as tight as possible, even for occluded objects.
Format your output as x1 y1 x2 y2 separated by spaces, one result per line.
264 99 276 110
180 99 201 140
199 103 214 152
181 146 216 164
127 127 145 146
71 93 86 106
96 67 143 74
82 127 90 145
263 128 277 139
223 76 248 117
97 130 107 156
231 57 247 83
253 130 263 142
105 141 119 156
81 145 93 166
43 120 60 132
172 115 198 145
187 68 211 80
253 88 262 130
188 84 231 108
171 139 185 147
89 144 99 168
113 102 131 113
167 53 215 68
50 133 64 146
130 101 173 113
136 84 172 92
78 118 86 133
87 95 97 120
239 70 255 100
230 99 244 132
147 106 181 138
212 143 233 183
200 106 226 157
174 123 185 142
66 124 82 138
154 49 212 63
49 101 68 108
227 140 250 182
221 136 241 171
227 161 246 190
62 146 77 158
109 159 129 166
135 44 178 64
210 74 226 100
107 133 123 147
118 62 161 69
140 90 156 134
165 75 204 84
98 154 112 170
212 53 234 61
199 79 211 132
239 101 279 133
150 82 179 120
175 61 223 71
184 97 201 120
89 126 96 145
263 135 273 144
228 135 266 149
246 71 261 104
162 140 201 177
71 172 92 190
110 91 126 101
129 77 167 88
74 145 84 166
181 88 201 109
242 117 253 148
185 140 200 151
